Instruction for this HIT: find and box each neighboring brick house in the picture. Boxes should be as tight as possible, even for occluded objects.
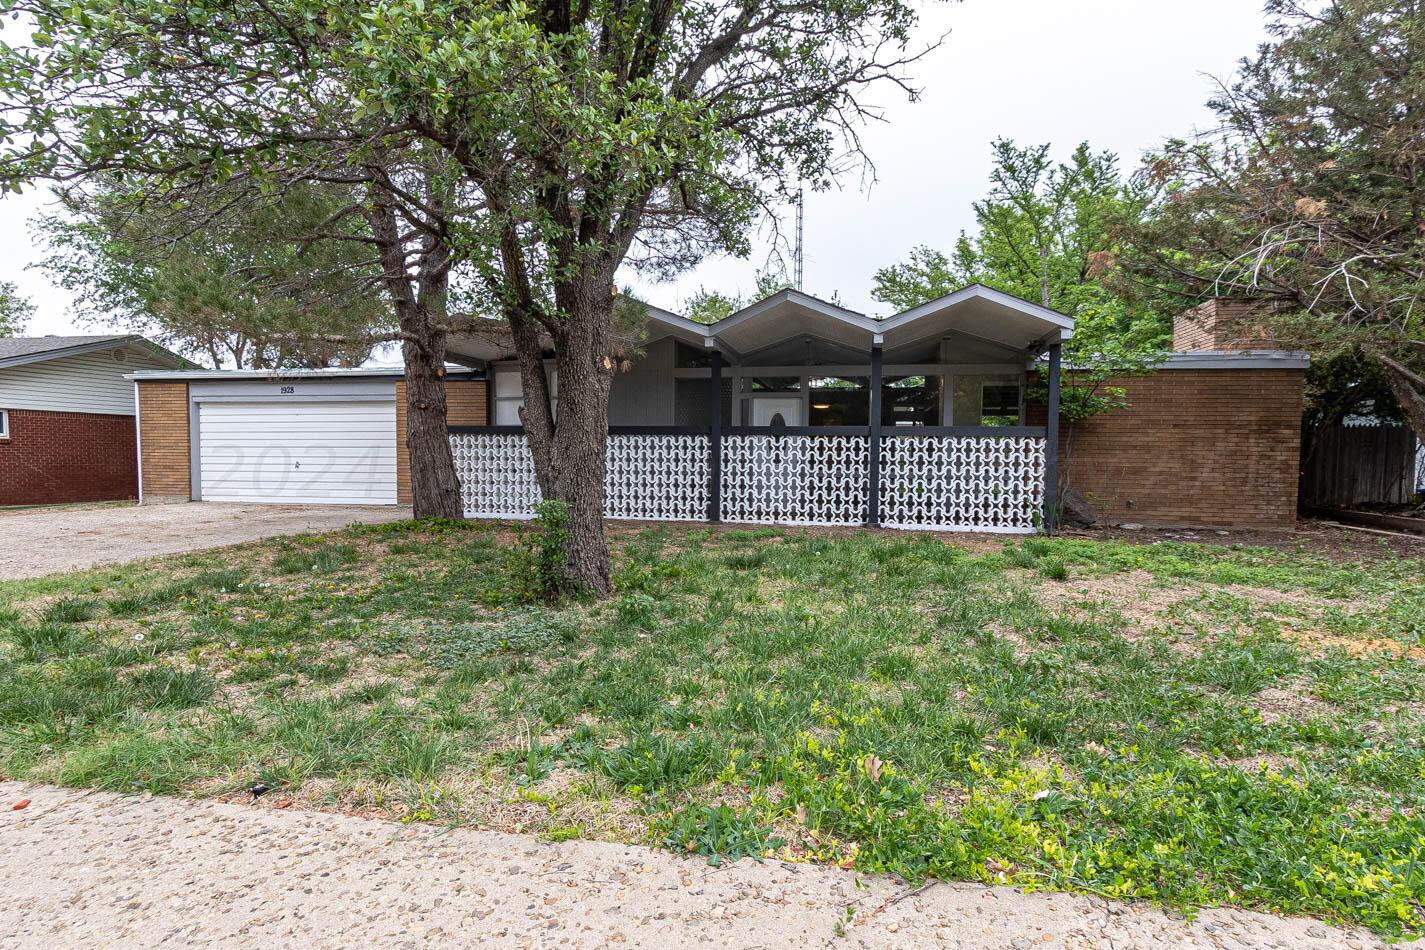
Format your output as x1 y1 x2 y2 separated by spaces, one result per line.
1029 303 1308 529
0 335 190 506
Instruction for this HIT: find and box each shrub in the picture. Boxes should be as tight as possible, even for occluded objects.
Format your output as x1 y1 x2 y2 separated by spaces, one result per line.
511 500 572 603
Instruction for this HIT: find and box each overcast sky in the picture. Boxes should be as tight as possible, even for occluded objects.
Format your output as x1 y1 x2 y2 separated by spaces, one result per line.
0 0 1270 337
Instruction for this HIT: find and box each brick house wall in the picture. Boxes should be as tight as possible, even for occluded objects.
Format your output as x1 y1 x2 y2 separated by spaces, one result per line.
136 381 192 502
1030 367 1306 528
0 408 138 505
395 378 487 504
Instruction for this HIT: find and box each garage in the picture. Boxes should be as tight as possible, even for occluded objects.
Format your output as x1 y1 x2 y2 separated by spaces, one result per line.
197 399 398 505
187 376 400 505
130 367 488 507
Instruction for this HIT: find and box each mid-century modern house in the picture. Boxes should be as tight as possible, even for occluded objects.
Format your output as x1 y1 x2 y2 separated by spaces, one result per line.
0 334 190 506
450 284 1073 532
131 287 1310 532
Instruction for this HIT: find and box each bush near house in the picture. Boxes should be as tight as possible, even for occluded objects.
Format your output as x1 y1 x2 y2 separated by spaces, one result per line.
1 522 1424 936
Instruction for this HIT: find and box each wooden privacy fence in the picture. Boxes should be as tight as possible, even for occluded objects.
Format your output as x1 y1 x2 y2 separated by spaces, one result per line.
1301 422 1419 509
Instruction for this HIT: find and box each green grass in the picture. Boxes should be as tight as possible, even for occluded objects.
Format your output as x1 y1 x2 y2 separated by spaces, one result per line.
1 523 1424 936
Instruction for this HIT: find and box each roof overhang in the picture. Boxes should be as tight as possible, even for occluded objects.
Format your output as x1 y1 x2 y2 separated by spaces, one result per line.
445 283 1076 366
0 335 194 371
879 284 1073 357
128 365 484 382
447 305 705 365
706 290 880 360
1157 350 1310 370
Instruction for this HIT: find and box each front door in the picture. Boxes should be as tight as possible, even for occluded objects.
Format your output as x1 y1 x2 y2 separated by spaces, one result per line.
749 395 803 427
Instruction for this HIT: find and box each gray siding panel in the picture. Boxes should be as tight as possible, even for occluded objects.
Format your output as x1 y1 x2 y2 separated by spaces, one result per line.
609 337 676 426
0 347 172 415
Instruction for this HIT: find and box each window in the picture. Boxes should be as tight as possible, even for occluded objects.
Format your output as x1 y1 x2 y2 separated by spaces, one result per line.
883 375 942 427
493 366 557 426
980 383 1021 426
0 409 8 439
951 376 1022 427
747 376 801 392
808 376 867 426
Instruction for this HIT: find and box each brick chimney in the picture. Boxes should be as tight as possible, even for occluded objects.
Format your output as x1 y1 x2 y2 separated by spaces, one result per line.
1172 298 1280 351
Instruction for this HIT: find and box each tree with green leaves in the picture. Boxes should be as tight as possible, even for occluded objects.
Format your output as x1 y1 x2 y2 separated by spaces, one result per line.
873 139 1168 424
37 183 390 369
682 270 793 325
0 280 32 336
0 0 941 593
1129 0 1425 449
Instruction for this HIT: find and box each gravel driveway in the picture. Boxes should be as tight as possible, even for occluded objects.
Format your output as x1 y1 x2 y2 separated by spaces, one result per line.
0 502 408 580
0 781 1381 949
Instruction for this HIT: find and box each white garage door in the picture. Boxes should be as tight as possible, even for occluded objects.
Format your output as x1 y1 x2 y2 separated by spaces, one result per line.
198 400 398 504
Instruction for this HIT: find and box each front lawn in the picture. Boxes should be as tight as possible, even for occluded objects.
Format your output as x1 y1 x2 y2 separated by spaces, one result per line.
2 521 1424 936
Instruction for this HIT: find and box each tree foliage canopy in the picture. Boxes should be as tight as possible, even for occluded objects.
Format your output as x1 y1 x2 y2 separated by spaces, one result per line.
681 270 792 324
0 0 931 319
37 183 391 367
0 279 33 336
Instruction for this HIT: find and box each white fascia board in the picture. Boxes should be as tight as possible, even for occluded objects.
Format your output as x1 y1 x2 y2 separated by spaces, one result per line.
1158 350 1310 370
879 283 1076 337
127 365 484 382
711 289 880 336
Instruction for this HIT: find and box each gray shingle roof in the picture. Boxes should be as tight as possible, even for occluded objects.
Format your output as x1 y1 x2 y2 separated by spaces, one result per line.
0 335 130 361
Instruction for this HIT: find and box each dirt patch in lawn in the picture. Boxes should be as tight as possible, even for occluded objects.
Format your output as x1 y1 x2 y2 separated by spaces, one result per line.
1278 627 1425 662
1051 570 1189 624
1251 684 1338 724
1063 518 1424 563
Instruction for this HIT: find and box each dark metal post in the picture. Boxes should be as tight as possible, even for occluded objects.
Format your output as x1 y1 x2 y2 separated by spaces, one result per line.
708 349 723 523
867 343 883 527
1045 341 1062 532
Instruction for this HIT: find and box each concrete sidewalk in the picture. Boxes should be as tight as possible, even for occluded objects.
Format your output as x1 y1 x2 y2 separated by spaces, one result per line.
0 781 1381 949
0 502 407 579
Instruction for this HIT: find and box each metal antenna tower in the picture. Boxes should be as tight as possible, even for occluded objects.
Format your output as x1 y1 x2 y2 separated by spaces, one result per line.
794 188 804 291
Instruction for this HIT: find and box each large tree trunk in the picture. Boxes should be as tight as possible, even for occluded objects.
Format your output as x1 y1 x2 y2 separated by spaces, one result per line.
367 185 462 520
548 288 615 596
509 278 616 597
401 323 462 519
